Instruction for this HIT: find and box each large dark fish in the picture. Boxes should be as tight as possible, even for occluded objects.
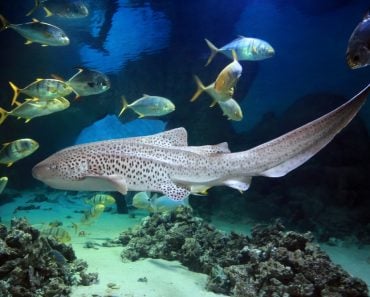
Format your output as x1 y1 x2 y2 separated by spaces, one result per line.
32 85 370 200
0 14 69 46
346 12 370 69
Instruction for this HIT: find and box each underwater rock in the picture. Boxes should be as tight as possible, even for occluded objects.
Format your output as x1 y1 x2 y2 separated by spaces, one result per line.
13 204 40 214
119 208 368 296
0 224 7 240
0 217 98 297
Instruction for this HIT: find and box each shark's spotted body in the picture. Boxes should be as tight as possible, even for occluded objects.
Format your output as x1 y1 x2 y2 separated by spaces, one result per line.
33 85 370 200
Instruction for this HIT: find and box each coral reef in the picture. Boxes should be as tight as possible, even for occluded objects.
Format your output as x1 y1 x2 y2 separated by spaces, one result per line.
0 218 97 297
119 208 368 297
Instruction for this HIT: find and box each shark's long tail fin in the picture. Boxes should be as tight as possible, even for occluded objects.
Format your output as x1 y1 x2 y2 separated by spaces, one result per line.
241 84 370 178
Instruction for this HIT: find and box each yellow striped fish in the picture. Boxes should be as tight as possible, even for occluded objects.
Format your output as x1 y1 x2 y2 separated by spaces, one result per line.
85 194 115 206
81 203 105 224
41 226 71 243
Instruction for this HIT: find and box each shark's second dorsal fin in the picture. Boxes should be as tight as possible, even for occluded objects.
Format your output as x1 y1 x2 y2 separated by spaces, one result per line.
128 127 188 147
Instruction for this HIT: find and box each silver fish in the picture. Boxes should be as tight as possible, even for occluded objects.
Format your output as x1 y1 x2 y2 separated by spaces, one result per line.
346 12 370 69
218 99 243 121
9 79 74 105
67 68 110 96
205 36 275 66
133 191 190 213
27 0 89 18
32 84 370 200
119 95 175 118
1 138 39 167
0 97 70 124
0 15 69 46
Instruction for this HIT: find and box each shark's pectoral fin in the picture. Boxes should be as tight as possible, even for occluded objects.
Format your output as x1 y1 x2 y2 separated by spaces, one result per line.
84 174 128 195
223 177 252 192
159 182 190 201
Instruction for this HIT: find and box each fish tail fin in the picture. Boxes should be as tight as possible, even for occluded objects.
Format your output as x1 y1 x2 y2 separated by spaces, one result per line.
231 49 238 61
204 38 219 66
43 6 54 17
190 75 206 102
119 96 129 116
0 107 9 125
26 0 40 16
8 82 20 106
0 14 10 31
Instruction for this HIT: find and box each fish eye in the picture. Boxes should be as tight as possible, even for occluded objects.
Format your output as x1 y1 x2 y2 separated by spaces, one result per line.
353 55 360 62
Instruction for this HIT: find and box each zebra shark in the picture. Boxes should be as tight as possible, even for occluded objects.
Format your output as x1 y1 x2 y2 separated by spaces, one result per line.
32 84 370 200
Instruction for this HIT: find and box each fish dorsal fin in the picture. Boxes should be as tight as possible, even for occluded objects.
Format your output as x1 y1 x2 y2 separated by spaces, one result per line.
128 128 188 147
143 94 150 97
67 68 84 82
184 142 230 155
51 74 65 81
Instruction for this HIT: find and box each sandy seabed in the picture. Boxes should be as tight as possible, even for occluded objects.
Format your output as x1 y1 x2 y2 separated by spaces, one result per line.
0 188 369 296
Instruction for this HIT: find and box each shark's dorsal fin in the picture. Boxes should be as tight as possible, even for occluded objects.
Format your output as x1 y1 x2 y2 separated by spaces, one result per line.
128 128 188 147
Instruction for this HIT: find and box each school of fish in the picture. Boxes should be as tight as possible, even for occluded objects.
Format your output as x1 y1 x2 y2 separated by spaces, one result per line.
0 4 369 221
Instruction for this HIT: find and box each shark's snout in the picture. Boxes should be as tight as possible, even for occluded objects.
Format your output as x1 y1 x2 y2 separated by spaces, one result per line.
32 162 48 181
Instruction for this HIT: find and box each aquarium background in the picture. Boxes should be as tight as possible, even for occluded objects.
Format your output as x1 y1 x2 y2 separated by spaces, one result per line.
0 0 370 245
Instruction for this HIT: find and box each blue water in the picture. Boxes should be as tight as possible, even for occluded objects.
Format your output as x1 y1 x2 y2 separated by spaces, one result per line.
0 0 370 294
